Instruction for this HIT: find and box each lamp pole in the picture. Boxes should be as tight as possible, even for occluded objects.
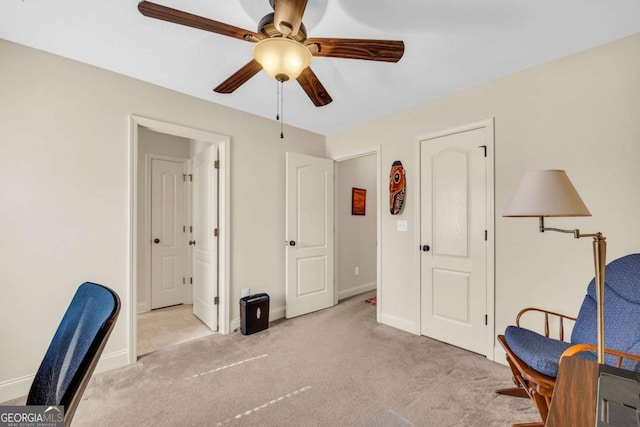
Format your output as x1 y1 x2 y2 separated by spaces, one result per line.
592 233 607 364
538 217 606 364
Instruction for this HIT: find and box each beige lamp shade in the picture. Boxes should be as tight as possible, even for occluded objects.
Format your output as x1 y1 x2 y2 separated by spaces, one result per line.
252 37 312 82
503 170 591 217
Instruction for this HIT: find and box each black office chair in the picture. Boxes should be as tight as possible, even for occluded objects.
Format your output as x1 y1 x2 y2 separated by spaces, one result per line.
26 282 120 426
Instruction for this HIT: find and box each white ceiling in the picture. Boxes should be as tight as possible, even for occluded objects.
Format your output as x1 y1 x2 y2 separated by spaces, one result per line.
2 0 640 135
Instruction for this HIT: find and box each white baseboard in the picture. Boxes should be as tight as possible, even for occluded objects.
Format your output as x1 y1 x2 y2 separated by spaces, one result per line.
230 305 285 333
380 313 420 335
0 373 32 404
0 349 129 403
137 302 148 314
338 282 376 301
95 349 129 373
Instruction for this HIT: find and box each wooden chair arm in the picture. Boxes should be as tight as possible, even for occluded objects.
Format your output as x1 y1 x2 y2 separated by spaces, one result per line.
561 343 640 368
516 307 577 341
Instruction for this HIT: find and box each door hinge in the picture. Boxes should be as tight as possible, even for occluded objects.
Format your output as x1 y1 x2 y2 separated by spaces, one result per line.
190 226 193 233
484 230 488 241
214 160 220 169
478 145 487 157
183 225 186 233
182 277 185 284
485 314 488 325
189 240 196 246
214 228 219 237
183 174 193 182
190 277 193 284
214 296 219 305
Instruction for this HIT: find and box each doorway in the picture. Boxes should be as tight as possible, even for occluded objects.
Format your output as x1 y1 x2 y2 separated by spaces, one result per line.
418 119 495 359
129 116 231 363
333 148 381 321
283 149 381 320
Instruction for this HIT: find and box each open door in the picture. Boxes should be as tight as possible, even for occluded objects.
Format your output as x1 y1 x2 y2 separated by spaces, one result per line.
285 152 334 318
192 145 218 331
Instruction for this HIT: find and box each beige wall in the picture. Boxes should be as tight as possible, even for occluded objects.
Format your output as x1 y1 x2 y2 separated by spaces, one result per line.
0 39 324 401
337 155 377 300
327 33 640 358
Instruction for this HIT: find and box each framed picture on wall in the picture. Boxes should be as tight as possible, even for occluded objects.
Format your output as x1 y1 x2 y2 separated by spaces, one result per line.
352 188 366 216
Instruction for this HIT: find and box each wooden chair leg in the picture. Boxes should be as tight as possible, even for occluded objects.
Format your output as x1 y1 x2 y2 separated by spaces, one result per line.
530 389 550 425
509 373 549 426
497 353 530 398
496 386 529 398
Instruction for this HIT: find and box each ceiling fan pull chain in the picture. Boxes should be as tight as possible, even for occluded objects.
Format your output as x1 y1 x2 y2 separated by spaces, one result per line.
280 81 284 139
276 80 280 121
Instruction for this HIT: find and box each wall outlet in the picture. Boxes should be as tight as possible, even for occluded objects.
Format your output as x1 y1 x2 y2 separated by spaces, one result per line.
354 266 360 276
397 220 408 232
242 288 251 297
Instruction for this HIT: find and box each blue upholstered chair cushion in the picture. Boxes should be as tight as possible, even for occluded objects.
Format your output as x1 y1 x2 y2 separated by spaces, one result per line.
571 253 640 370
505 253 640 377
505 326 574 377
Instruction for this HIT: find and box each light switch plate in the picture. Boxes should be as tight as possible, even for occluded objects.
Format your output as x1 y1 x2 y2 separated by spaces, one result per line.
397 220 408 232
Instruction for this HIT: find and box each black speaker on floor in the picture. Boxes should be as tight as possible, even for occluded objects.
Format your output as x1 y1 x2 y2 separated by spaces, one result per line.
240 293 270 335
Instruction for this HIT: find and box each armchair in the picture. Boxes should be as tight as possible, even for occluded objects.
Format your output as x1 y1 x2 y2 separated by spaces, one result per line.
497 253 640 427
26 282 120 427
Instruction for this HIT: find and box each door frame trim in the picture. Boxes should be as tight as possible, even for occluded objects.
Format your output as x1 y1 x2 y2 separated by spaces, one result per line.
415 118 495 360
331 146 382 322
128 115 231 364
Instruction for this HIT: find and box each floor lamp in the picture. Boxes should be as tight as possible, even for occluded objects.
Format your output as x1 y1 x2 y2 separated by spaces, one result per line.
503 169 606 364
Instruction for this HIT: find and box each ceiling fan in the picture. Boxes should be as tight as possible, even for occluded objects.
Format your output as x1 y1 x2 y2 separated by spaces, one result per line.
138 0 405 107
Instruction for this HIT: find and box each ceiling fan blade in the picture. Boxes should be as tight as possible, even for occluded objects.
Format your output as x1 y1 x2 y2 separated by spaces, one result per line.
214 59 263 94
274 0 308 37
138 1 263 42
296 67 332 107
305 38 404 63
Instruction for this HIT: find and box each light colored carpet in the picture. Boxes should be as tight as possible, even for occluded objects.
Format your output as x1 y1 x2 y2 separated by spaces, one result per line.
23 292 540 426
137 304 213 356
363 410 416 426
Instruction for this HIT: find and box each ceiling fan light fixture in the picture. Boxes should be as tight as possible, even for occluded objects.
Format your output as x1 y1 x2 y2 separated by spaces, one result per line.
252 37 312 82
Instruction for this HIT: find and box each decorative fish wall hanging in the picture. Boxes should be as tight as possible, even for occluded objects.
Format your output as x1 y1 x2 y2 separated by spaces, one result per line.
389 161 406 215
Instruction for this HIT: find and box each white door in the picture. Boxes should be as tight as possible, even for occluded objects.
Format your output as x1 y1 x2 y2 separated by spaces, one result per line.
285 152 335 318
420 128 487 354
150 158 186 309
192 145 218 331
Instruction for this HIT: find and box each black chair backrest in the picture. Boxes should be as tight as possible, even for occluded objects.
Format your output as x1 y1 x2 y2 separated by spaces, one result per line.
27 282 120 426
